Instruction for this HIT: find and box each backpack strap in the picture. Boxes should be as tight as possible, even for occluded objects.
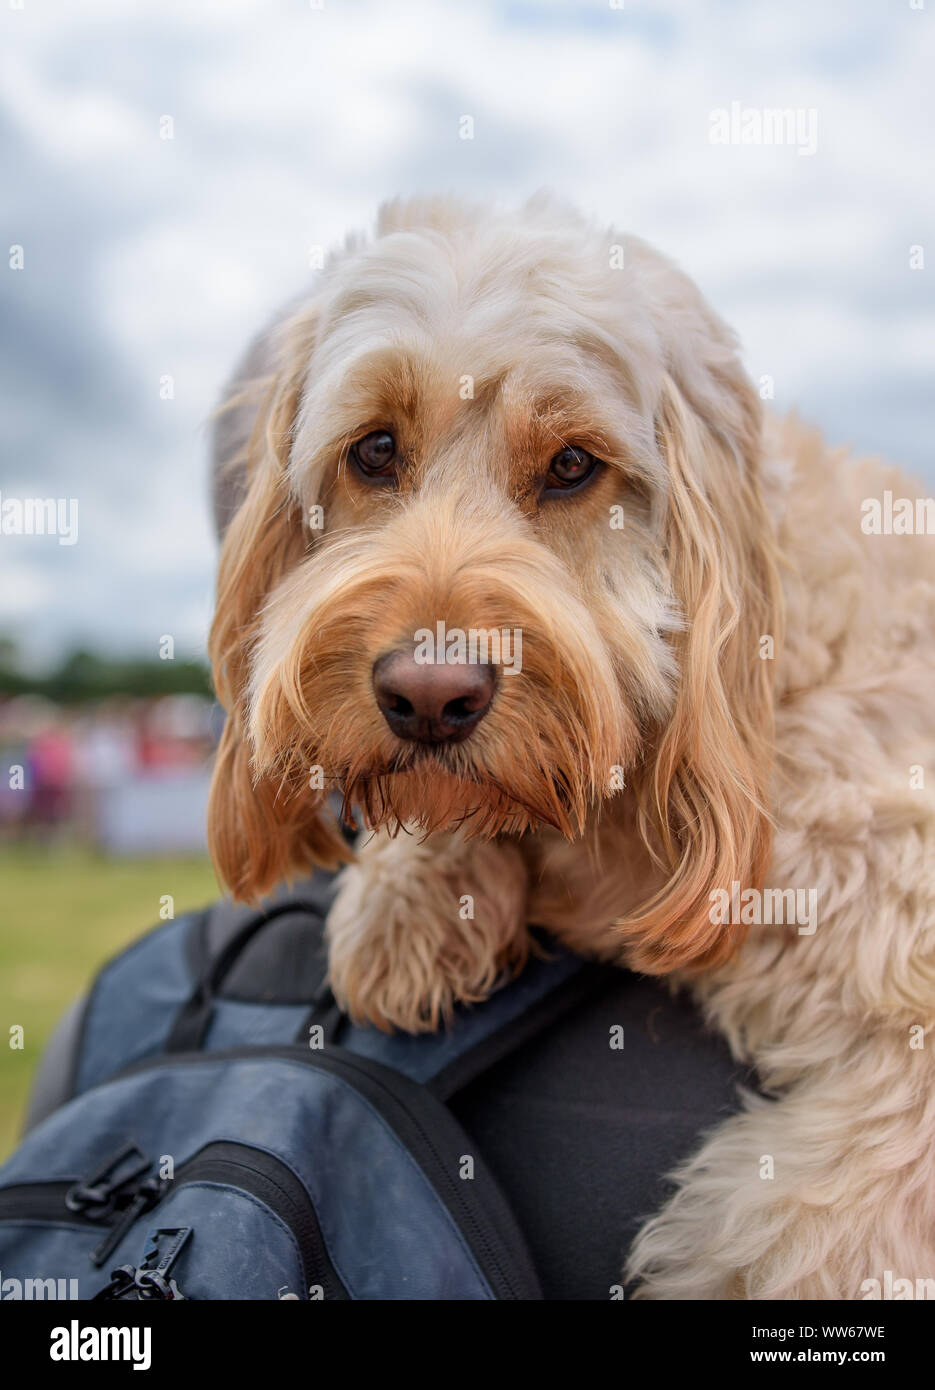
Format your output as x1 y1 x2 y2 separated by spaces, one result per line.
163 869 340 1053
165 867 618 1097
426 954 616 1101
28 872 616 1142
165 898 330 1053
306 936 618 1101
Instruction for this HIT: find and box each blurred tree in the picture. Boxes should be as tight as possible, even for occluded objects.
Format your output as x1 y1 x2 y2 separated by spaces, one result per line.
0 638 213 702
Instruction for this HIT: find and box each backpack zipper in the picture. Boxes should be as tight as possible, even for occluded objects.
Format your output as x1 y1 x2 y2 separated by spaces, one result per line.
0 1141 347 1300
0 1140 155 1245
112 1044 541 1299
169 1141 348 1299
1 1045 541 1299
0 1181 101 1228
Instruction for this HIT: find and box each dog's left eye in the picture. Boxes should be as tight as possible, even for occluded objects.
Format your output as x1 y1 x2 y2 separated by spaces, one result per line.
545 446 599 492
350 429 398 480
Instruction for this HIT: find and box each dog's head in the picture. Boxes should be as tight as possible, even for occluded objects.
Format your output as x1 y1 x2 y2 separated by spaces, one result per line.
209 194 781 973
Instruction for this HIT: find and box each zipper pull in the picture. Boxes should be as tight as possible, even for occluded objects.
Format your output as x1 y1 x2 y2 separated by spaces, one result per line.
94 1226 192 1301
66 1142 151 1221
90 1175 168 1269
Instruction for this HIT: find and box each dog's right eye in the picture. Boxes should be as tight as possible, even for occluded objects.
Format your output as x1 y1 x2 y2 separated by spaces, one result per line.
350 430 398 481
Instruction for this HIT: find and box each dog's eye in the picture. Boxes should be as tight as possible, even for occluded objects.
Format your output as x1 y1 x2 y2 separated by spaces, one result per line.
351 430 397 480
545 446 599 493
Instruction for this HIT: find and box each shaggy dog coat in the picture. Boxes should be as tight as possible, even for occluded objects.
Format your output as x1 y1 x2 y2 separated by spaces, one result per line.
208 195 935 1300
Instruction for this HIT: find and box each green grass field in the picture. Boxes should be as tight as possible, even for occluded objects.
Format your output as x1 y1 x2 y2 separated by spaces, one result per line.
0 846 219 1160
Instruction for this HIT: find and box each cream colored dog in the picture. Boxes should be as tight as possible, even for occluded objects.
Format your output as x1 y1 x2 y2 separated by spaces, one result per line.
208 194 935 1299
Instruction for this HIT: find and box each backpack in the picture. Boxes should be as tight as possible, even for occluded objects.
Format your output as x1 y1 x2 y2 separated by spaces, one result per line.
0 871 619 1301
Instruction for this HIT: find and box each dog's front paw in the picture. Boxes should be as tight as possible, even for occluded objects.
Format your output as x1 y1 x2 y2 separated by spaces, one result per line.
325 831 530 1033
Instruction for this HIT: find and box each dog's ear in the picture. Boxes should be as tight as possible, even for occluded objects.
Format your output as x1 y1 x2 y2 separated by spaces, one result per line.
625 367 782 973
207 311 350 902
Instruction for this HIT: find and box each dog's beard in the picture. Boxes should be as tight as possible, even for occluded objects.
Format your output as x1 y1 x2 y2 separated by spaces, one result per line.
245 522 661 845
250 650 642 845
252 696 625 842
339 743 586 839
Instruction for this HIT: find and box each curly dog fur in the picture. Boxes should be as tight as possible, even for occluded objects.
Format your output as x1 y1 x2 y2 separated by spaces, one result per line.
207 194 935 1299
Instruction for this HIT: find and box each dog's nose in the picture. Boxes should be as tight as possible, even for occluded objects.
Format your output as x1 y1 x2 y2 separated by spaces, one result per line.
372 650 496 744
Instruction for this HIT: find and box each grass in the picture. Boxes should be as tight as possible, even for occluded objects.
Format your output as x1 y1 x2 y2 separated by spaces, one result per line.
0 845 219 1161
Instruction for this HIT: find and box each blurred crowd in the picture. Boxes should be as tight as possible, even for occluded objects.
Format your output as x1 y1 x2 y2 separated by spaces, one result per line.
0 694 222 853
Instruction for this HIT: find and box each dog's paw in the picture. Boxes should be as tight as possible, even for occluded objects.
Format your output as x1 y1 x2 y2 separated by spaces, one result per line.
325 831 530 1033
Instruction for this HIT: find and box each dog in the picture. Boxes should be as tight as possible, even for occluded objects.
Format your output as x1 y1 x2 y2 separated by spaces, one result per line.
207 194 935 1299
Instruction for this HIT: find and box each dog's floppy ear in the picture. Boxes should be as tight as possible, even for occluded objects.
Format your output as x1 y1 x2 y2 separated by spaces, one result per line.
625 366 782 973
207 310 350 902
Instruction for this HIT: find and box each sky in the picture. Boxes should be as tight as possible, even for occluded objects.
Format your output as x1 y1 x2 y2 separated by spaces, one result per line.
1 0 933 669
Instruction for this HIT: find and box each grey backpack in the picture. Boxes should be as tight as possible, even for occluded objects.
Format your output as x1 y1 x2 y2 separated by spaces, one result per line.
0 871 615 1300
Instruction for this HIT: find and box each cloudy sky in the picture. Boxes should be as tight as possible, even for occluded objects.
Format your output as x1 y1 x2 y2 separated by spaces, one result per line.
1 0 932 669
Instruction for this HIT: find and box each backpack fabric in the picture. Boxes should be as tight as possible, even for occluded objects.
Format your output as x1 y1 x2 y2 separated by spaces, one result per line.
0 871 626 1301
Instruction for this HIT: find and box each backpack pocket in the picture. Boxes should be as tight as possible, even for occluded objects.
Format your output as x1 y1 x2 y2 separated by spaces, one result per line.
0 1047 541 1300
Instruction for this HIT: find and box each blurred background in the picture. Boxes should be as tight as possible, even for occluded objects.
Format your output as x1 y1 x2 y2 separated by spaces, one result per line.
1 0 933 1153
